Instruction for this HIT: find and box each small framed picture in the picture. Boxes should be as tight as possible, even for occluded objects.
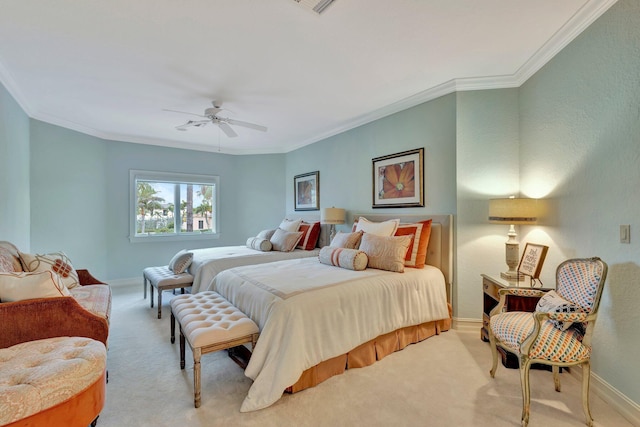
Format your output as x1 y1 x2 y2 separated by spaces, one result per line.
294 171 319 211
372 148 424 208
518 243 549 279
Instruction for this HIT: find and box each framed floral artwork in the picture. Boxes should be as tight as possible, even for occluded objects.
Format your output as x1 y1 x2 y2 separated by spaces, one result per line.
294 171 319 211
372 148 424 208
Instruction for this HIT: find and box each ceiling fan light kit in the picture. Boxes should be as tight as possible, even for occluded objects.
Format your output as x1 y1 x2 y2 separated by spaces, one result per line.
294 0 336 14
165 101 267 139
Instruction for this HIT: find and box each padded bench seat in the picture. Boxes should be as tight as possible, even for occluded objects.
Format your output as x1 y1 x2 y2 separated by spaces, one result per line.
0 337 107 427
143 265 193 319
170 291 259 408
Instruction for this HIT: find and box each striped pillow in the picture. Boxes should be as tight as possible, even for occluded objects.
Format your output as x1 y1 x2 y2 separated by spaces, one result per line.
246 237 273 252
319 247 368 271
297 221 321 250
394 219 432 268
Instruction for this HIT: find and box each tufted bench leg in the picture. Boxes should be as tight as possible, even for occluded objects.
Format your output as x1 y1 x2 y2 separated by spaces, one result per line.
143 266 193 319
171 291 259 408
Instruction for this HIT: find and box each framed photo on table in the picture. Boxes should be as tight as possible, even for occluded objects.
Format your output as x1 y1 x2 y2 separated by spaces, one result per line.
372 147 424 208
294 171 319 211
518 243 549 281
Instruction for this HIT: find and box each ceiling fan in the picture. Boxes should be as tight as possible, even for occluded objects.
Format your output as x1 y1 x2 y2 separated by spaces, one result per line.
164 101 267 138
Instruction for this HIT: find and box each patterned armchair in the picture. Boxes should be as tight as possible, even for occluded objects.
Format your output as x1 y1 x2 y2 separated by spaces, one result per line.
488 257 608 427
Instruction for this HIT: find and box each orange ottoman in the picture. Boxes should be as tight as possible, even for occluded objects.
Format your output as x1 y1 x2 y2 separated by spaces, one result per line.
0 337 107 427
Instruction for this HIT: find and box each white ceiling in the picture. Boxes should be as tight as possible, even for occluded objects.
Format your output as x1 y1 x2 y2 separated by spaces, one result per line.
0 0 617 155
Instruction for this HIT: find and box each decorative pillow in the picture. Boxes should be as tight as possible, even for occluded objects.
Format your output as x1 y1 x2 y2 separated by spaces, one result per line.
0 247 19 273
256 229 277 240
297 221 321 250
330 230 364 249
394 219 432 268
19 251 80 289
319 247 368 271
278 218 302 232
270 228 304 252
168 249 193 274
535 290 586 331
353 217 400 237
358 233 412 273
0 271 70 302
246 237 273 252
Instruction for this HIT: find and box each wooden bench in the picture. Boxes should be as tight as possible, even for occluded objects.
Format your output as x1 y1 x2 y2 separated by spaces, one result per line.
143 265 193 319
170 291 259 408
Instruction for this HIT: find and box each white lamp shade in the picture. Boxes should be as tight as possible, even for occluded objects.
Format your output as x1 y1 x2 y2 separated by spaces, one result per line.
321 207 345 224
488 198 540 225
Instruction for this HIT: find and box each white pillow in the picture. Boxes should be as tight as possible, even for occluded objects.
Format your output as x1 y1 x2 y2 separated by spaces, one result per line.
270 228 304 252
0 271 71 302
246 237 273 252
168 249 193 274
354 217 400 237
278 218 302 232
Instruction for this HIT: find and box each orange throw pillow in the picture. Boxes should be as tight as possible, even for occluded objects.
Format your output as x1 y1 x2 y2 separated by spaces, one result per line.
394 219 432 268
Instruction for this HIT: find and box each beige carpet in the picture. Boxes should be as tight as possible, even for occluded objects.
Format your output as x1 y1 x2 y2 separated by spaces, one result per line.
98 285 632 427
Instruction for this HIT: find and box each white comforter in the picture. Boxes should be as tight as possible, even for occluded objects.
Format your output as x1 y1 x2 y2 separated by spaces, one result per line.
207 257 449 412
188 246 320 293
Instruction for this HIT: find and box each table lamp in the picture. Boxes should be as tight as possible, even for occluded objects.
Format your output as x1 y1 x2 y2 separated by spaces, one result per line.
321 207 345 241
488 197 539 280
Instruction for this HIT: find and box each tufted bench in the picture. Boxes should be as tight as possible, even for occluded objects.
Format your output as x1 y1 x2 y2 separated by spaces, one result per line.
143 265 194 319
0 336 107 427
170 291 259 408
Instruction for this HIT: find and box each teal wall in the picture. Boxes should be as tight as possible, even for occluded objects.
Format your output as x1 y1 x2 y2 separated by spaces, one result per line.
455 88 521 321
518 0 640 404
0 84 30 249
285 94 457 227
26 121 286 279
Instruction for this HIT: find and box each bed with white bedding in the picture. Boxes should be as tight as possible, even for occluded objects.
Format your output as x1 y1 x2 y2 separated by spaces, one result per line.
188 217 329 293
189 246 320 293
206 214 453 412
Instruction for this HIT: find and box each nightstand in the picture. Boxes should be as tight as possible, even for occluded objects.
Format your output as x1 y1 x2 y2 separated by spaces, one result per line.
481 274 548 369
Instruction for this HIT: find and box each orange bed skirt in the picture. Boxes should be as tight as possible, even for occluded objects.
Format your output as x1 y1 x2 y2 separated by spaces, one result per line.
286 307 452 394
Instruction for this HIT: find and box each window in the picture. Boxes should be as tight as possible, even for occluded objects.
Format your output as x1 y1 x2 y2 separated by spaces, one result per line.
130 170 219 242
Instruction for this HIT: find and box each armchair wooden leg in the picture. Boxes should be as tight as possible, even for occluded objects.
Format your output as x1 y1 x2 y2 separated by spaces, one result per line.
582 361 594 427
553 365 561 392
488 328 499 378
519 359 532 427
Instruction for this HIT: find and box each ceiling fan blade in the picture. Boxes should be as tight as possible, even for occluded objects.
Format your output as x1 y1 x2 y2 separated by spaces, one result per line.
217 122 238 138
225 118 268 132
175 120 209 131
163 109 206 118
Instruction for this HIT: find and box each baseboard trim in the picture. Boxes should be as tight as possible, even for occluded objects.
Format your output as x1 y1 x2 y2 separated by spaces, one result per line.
569 365 640 426
107 277 140 288
452 317 482 332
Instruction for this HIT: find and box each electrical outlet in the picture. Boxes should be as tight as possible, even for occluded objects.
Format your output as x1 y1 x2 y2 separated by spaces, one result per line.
620 225 630 244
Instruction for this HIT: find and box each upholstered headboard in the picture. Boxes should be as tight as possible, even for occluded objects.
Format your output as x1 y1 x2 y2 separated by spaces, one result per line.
353 214 453 302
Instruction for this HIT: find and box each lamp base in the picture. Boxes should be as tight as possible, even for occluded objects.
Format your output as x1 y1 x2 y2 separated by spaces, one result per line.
500 271 525 282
